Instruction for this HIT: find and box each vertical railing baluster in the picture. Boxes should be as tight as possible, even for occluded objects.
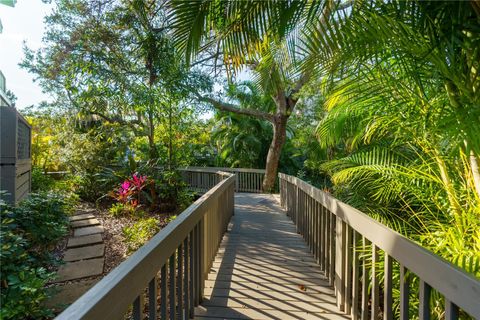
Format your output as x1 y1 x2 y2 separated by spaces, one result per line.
189 231 195 318
311 197 315 255
307 194 311 244
371 245 379 320
311 198 315 257
317 202 322 267
361 238 369 320
314 200 319 262
445 299 459 320
183 237 189 319
161 264 167 319
295 184 299 226
400 265 410 320
132 295 141 320
345 225 352 314
305 195 312 250
177 244 183 319
193 224 199 306
384 254 393 320
325 206 330 278
335 217 346 311
148 276 157 319
419 280 431 320
169 253 176 320
299 191 303 235
303 192 306 236
329 211 336 285
320 204 325 271
351 231 359 320
198 219 204 303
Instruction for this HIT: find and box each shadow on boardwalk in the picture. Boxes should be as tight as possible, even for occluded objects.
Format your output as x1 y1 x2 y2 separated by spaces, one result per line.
195 193 348 319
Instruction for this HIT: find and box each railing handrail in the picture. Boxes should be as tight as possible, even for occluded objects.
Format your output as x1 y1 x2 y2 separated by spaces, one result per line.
180 166 266 193
181 166 266 174
279 173 480 317
56 171 235 320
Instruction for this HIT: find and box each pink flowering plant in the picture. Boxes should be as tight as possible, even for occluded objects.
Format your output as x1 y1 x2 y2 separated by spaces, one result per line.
110 173 149 207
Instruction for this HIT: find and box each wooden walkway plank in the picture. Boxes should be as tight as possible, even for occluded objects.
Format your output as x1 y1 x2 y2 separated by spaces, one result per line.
196 193 348 319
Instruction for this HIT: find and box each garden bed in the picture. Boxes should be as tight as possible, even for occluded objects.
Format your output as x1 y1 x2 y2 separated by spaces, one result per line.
47 201 178 316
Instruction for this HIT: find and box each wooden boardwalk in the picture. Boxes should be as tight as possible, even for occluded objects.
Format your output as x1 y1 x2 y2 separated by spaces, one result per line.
195 193 348 320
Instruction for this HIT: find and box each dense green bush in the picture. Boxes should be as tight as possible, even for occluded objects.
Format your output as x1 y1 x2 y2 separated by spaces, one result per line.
16 192 71 249
0 215 55 319
0 191 70 319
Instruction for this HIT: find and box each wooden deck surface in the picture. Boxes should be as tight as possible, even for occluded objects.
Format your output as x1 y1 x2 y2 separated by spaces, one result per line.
195 193 348 320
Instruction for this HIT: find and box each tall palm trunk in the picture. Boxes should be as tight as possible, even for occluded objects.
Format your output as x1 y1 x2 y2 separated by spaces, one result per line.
262 114 288 192
470 150 480 198
433 150 462 216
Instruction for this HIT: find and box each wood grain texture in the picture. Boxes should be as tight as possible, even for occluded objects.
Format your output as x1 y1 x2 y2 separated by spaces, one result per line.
195 193 348 319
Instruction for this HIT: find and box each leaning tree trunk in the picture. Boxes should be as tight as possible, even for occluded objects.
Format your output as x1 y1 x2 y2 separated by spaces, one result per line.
262 114 288 192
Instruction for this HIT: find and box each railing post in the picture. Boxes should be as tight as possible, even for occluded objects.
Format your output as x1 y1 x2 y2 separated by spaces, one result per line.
335 216 346 311
199 218 205 303
279 176 284 208
295 184 300 232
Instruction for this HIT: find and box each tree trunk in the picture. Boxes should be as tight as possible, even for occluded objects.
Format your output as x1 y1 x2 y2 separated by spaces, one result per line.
147 109 158 160
470 150 480 198
168 106 173 170
262 113 288 192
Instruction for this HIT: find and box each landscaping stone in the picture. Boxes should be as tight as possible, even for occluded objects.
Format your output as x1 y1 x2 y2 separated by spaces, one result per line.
74 225 104 237
46 279 99 311
72 209 96 216
64 244 105 262
71 218 100 228
69 213 95 222
55 258 104 282
67 234 103 248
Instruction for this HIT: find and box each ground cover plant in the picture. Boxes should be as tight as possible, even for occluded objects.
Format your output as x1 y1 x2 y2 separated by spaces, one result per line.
0 192 71 319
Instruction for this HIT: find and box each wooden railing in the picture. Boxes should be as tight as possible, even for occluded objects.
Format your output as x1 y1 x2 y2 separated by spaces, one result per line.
180 167 266 193
279 173 480 319
56 171 235 320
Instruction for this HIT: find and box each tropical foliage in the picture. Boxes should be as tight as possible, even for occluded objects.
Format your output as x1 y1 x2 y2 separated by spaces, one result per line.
122 218 161 253
308 1 480 277
0 192 72 319
8 0 479 318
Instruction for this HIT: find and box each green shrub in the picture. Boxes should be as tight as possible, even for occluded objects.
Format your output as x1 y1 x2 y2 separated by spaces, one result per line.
109 203 134 217
0 196 57 319
16 192 70 249
122 218 160 253
109 203 145 218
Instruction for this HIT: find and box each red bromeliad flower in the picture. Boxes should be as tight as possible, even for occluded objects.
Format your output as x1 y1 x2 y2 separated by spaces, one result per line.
131 173 147 190
112 173 149 205
121 181 131 191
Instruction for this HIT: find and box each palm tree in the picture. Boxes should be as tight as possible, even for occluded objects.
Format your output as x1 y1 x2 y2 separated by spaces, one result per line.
300 0 480 197
307 0 480 288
